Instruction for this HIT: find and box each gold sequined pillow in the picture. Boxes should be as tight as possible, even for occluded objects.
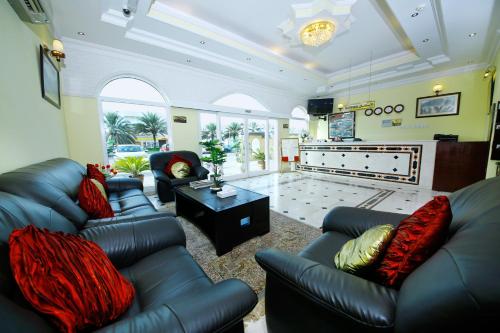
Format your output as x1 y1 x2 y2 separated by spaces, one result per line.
334 224 395 274
171 161 191 179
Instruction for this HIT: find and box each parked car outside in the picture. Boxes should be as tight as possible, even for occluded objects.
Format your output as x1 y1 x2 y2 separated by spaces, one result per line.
114 145 148 160
160 144 170 152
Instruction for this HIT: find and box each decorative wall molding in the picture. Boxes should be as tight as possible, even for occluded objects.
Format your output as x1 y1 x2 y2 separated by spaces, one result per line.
324 62 486 97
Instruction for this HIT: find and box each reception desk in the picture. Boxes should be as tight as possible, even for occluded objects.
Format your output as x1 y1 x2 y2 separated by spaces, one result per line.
297 141 437 188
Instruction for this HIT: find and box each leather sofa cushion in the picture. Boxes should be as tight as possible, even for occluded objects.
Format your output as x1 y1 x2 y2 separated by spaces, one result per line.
169 176 198 187
108 190 156 216
119 246 212 317
300 232 352 269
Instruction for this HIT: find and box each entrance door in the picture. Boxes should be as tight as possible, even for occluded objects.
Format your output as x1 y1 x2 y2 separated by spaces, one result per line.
220 115 246 178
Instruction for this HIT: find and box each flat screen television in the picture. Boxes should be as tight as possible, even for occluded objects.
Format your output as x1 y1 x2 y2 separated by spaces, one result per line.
307 98 334 116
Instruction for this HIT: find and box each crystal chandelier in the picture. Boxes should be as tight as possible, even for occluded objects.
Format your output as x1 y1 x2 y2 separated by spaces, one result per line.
300 21 336 47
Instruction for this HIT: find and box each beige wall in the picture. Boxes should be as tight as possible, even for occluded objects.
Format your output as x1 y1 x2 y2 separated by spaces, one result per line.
0 2 69 173
63 96 105 165
311 70 491 142
170 107 201 154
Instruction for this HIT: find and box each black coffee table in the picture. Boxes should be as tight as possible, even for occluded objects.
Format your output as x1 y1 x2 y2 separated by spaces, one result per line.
174 185 270 256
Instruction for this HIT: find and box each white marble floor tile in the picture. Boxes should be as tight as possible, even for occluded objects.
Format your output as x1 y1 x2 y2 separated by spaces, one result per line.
229 171 448 229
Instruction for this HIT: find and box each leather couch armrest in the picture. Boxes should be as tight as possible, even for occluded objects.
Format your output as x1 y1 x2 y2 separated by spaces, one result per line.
152 169 171 184
94 305 185 333
106 177 143 193
80 217 186 268
168 279 257 333
255 248 398 328
322 207 407 238
85 212 177 228
192 165 209 179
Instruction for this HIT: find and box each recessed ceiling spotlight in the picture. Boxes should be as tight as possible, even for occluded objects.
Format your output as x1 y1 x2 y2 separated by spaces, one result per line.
422 38 430 43
468 32 477 38
200 40 206 44
77 32 85 36
279 69 284 72
303 78 308 81
411 12 419 17
246 57 252 61
416 5 425 12
186 59 192 63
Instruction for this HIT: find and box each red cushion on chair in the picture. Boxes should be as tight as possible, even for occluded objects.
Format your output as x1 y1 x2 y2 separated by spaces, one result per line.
78 177 114 219
9 225 135 333
164 155 192 177
87 164 108 190
374 196 452 288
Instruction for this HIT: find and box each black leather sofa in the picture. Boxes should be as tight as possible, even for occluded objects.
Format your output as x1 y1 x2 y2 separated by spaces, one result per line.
256 176 500 332
150 151 209 202
0 191 257 332
0 158 174 228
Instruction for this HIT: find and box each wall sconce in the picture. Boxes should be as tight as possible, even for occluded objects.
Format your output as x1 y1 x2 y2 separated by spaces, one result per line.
484 66 496 79
337 103 344 111
49 39 65 62
432 84 443 95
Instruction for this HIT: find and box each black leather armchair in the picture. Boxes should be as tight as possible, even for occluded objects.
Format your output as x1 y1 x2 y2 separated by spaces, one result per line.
0 191 257 333
256 176 500 333
150 151 209 202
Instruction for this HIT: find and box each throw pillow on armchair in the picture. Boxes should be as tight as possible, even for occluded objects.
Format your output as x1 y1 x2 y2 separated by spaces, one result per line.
164 155 193 178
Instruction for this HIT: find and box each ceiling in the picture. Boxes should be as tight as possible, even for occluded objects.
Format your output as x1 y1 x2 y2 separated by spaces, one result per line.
48 0 500 96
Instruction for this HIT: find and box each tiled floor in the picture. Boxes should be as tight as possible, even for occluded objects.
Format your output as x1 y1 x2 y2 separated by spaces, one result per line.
230 171 448 229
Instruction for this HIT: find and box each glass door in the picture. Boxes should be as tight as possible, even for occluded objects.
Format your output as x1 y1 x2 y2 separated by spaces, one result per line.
220 116 246 178
247 118 268 174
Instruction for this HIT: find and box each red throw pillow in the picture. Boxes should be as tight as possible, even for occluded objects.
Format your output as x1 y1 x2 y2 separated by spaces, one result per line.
78 177 114 219
374 196 452 288
87 164 108 190
164 155 192 177
9 225 135 333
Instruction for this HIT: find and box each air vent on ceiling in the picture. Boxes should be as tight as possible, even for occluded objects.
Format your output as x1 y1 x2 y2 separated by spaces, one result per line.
7 0 49 24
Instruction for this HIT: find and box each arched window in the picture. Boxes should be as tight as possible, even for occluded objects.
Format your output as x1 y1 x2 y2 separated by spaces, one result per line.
213 93 269 112
99 78 170 176
289 106 309 135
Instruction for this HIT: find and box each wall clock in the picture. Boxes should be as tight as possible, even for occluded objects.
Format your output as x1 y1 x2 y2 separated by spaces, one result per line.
384 106 393 114
394 104 405 113
374 107 383 115
365 108 373 116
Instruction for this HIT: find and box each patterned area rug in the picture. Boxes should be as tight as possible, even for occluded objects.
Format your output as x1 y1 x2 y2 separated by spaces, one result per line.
156 201 322 323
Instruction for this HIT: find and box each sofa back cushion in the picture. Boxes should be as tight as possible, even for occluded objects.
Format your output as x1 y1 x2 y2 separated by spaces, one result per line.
395 176 500 331
0 158 88 227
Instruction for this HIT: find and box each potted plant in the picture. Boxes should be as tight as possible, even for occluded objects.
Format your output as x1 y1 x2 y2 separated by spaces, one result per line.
114 156 150 182
252 149 266 170
199 139 227 192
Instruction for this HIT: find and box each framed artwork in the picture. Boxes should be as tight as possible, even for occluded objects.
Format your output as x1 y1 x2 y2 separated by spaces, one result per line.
173 115 187 123
328 111 355 139
373 107 383 115
39 45 61 109
394 104 405 113
365 108 373 116
384 105 393 114
416 92 461 118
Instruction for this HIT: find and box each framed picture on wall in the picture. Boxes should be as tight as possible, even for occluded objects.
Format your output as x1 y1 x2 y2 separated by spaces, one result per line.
415 92 461 118
328 111 355 139
39 45 61 109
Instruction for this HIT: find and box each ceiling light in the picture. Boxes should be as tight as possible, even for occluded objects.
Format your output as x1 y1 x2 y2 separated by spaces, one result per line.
200 40 206 44
77 32 85 36
416 5 425 11
422 38 430 43
246 57 252 61
186 59 192 63
411 12 419 17
468 32 477 38
300 20 336 47
279 69 284 72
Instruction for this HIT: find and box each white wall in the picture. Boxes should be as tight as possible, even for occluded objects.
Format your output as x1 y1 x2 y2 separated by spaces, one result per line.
0 2 69 173
62 39 307 116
